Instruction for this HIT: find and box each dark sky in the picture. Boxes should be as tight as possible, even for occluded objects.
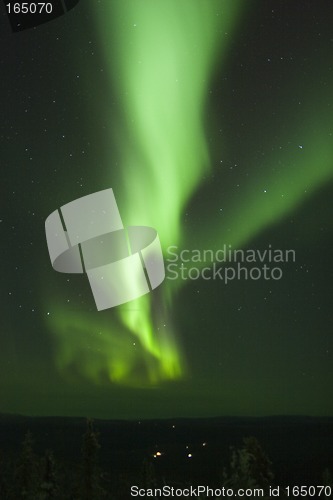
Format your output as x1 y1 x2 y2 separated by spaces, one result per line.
1 0 332 419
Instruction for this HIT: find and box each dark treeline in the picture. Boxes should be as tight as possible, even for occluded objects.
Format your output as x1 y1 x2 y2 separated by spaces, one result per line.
0 418 332 499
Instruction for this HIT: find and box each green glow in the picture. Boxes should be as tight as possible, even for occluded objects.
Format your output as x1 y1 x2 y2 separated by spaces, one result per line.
188 112 333 254
46 2 333 390
47 304 182 386
100 0 242 245
48 0 243 386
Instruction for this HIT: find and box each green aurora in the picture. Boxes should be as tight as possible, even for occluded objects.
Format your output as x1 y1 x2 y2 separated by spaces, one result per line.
47 0 244 386
47 0 333 390
1 0 332 418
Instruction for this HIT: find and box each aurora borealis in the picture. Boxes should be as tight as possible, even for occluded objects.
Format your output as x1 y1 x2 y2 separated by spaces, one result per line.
1 0 333 418
47 0 244 388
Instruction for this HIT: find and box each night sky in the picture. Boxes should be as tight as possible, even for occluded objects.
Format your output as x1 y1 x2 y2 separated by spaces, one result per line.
1 0 333 419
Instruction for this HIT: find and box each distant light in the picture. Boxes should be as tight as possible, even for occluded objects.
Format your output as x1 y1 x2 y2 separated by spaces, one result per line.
188 453 192 458
202 442 207 447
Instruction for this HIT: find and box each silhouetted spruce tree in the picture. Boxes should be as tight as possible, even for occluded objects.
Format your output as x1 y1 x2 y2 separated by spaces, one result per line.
0 452 8 498
37 450 59 499
141 458 157 489
79 418 104 499
15 430 39 499
222 436 274 495
322 467 333 486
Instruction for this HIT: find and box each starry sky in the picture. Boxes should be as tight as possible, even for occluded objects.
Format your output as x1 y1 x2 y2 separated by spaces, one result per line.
1 0 333 419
